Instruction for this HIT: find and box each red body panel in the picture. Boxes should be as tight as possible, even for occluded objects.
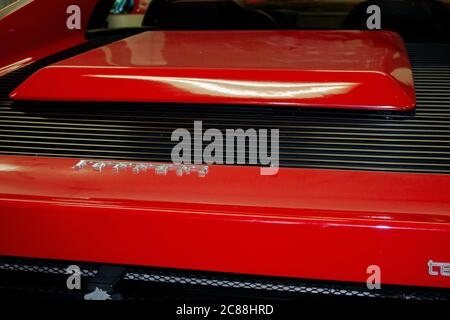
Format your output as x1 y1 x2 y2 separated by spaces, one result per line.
0 0 96 77
10 30 416 110
1 0 448 291
0 155 449 288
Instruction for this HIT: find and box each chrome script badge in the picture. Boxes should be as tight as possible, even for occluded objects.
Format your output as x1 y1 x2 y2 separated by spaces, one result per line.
428 260 450 277
73 160 208 177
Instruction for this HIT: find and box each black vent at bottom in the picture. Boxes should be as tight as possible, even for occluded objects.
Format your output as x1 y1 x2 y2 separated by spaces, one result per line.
0 257 449 301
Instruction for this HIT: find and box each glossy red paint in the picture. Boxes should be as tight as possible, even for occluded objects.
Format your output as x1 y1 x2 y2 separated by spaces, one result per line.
0 155 449 288
0 0 96 77
10 30 416 111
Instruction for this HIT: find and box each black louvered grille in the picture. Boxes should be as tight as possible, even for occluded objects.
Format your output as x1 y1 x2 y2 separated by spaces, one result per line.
0 42 449 173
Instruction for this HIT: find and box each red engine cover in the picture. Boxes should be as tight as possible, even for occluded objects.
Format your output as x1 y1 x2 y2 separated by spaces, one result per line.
10 30 416 111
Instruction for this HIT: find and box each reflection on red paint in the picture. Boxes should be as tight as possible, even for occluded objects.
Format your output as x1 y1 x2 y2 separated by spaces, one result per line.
11 30 416 110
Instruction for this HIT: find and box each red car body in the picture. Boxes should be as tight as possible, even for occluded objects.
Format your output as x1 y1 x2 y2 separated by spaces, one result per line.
0 0 449 294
